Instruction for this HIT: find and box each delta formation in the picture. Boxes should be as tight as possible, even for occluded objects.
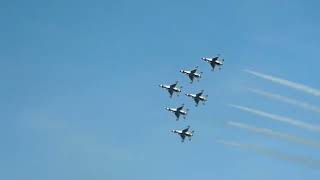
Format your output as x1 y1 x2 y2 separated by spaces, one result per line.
159 55 224 142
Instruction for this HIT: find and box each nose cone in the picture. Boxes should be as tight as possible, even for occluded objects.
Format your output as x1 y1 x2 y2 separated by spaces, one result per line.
180 70 184 73
165 107 170 111
201 57 205 60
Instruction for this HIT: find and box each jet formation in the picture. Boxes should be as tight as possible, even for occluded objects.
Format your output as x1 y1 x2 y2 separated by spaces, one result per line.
159 55 224 142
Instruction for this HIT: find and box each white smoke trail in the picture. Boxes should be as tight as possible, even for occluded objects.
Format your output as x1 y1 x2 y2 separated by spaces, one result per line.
244 69 320 97
229 104 320 132
248 88 320 113
216 139 320 168
227 121 320 148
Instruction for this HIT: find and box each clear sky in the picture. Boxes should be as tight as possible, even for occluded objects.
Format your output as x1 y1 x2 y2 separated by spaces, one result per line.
1 0 320 179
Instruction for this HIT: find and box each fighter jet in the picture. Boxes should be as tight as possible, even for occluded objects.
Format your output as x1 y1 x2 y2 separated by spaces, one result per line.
165 104 189 120
185 90 208 106
159 81 182 98
171 126 194 142
180 66 203 83
201 55 224 71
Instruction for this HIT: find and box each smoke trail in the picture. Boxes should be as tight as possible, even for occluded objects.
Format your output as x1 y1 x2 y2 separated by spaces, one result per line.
244 69 320 97
248 88 320 113
217 139 320 168
227 121 320 148
229 104 320 132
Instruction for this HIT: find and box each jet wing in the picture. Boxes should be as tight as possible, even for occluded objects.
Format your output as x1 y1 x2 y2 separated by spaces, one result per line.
182 126 190 133
190 68 197 74
210 63 216 70
196 90 204 97
174 112 180 119
177 105 184 111
212 56 219 61
170 81 178 88
168 89 174 97
194 98 200 105
180 134 186 142
188 74 195 82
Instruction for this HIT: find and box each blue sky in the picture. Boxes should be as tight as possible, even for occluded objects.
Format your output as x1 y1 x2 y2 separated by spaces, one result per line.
1 0 320 179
